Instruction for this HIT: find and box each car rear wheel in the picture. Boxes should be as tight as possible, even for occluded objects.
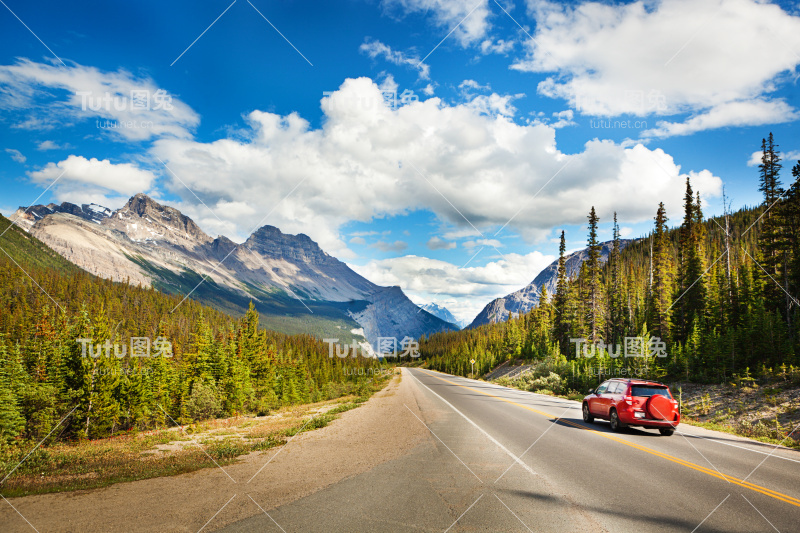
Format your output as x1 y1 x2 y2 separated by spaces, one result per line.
609 409 623 432
582 403 594 423
659 428 675 436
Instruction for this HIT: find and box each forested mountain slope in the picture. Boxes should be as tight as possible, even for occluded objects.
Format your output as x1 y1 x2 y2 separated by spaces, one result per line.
0 213 380 443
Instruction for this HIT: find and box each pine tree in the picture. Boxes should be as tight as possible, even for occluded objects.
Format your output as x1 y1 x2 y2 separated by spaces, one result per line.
694 191 708 316
759 133 784 209
758 133 784 314
675 178 706 342
649 203 673 341
553 230 569 352
584 207 604 342
185 313 216 384
504 312 523 358
721 187 738 330
0 339 25 442
607 212 624 344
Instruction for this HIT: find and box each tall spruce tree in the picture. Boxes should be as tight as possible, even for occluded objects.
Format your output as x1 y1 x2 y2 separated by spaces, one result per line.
694 191 708 318
608 212 624 344
585 207 603 342
675 178 705 342
758 133 784 313
554 230 569 352
649 203 673 342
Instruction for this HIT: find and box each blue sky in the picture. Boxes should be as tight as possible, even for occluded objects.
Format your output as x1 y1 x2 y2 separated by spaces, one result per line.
1 0 799 322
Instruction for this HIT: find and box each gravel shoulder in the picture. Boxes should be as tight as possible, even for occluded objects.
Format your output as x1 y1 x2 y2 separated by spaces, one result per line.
676 379 800 447
0 372 430 533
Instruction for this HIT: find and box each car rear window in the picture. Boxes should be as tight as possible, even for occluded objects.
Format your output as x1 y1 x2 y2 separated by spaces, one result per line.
631 385 671 398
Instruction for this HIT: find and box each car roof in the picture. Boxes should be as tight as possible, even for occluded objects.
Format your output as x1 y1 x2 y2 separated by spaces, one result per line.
607 378 668 386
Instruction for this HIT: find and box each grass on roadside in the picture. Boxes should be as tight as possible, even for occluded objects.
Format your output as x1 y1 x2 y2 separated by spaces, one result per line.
0 378 390 498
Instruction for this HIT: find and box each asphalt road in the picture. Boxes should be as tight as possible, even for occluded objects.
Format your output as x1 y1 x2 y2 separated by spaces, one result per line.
220 367 800 532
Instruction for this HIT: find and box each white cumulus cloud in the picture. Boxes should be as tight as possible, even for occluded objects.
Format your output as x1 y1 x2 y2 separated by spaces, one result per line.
150 76 722 257
28 155 157 205
514 0 800 136
480 38 515 55
643 99 799 138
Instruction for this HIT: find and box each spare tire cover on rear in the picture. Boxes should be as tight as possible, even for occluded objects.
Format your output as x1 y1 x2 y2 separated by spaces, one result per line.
647 395 673 420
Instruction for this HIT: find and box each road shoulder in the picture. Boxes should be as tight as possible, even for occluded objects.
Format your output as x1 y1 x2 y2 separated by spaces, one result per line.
1 372 431 533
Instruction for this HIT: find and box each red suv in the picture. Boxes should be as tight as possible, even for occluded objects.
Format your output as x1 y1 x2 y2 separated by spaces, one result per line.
582 379 680 436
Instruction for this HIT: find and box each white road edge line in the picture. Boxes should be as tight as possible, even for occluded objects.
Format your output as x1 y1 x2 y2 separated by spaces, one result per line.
408 369 538 478
676 430 800 465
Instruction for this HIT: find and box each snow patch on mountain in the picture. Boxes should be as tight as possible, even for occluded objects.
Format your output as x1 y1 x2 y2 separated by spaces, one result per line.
10 201 112 231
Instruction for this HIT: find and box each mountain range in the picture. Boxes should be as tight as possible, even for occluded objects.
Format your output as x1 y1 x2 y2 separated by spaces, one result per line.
468 239 632 328
11 194 457 348
9 194 635 342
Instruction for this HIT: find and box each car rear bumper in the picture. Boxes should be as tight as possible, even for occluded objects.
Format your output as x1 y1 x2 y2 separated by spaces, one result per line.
620 416 679 428
617 402 679 426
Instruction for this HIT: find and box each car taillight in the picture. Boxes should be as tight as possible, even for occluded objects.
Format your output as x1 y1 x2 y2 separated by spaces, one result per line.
624 395 633 405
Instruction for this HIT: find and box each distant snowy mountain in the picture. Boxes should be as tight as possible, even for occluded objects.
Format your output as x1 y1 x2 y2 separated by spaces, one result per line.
12 201 112 231
468 239 632 328
420 303 465 329
12 194 457 346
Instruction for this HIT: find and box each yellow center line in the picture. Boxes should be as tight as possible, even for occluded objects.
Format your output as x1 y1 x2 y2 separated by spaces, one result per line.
419 369 800 509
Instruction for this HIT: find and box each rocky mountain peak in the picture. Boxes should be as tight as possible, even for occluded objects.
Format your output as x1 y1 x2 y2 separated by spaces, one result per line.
115 194 209 242
245 225 330 265
123 193 157 215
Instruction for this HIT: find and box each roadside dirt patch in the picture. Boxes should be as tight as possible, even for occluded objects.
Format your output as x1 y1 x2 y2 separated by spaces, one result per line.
678 380 800 445
138 402 349 455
